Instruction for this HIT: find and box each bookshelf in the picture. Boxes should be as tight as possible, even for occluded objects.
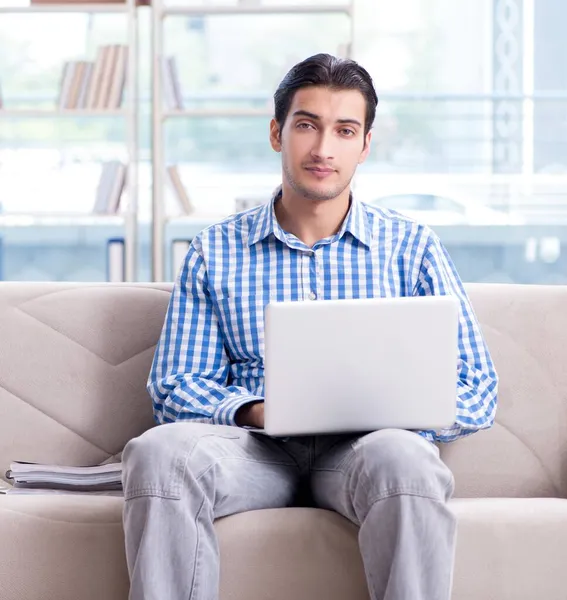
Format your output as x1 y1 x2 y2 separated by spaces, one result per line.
162 107 274 120
0 4 129 14
0 0 139 282
150 0 355 281
0 109 127 118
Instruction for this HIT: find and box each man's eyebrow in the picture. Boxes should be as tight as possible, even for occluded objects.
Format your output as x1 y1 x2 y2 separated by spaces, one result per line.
292 110 362 128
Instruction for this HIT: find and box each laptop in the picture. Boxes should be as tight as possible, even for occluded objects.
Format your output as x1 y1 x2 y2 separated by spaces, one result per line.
260 295 459 437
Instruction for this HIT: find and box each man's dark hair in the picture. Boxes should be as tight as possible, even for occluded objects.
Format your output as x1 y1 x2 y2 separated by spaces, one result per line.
274 53 379 136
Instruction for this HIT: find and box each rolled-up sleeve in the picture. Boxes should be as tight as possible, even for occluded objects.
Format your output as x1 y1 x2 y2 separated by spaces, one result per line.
147 237 263 426
412 230 499 443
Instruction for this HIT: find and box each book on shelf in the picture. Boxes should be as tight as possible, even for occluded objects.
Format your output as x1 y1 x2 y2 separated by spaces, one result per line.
167 165 194 215
32 0 150 4
96 44 117 109
108 45 129 109
57 44 128 111
107 237 125 282
2 460 122 495
161 56 183 111
93 160 127 214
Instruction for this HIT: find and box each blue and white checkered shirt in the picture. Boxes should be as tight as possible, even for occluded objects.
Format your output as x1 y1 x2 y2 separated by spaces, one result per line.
149 188 498 443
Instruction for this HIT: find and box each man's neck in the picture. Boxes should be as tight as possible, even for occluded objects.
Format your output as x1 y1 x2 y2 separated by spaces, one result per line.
274 185 351 248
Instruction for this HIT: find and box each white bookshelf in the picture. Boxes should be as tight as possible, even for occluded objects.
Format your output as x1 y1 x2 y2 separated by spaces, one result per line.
0 0 139 282
0 109 128 118
0 4 129 14
150 0 355 281
0 213 125 226
162 107 273 120
157 4 353 17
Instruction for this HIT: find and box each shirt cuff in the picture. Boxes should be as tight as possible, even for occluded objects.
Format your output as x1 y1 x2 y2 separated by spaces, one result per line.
414 429 436 443
212 395 263 426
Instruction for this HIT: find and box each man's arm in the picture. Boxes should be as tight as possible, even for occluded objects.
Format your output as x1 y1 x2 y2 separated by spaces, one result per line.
412 230 499 444
148 237 263 426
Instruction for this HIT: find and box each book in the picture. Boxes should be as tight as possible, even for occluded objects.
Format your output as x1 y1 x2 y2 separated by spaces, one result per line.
77 61 94 109
93 160 127 214
67 60 88 110
95 45 114 110
167 165 194 215
161 56 183 111
168 56 184 110
58 61 75 110
4 488 123 496
4 461 122 495
106 161 127 213
107 45 128 109
107 237 125 282
86 46 106 110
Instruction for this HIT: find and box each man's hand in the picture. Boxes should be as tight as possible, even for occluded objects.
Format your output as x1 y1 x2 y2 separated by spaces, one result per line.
235 401 265 428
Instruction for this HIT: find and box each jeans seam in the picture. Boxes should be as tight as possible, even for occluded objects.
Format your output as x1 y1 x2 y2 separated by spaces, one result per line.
367 486 447 505
310 466 347 473
124 486 181 500
444 471 456 497
188 495 207 600
194 456 297 482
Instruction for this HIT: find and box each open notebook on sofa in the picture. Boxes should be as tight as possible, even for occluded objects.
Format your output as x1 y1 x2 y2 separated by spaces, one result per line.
2 461 123 495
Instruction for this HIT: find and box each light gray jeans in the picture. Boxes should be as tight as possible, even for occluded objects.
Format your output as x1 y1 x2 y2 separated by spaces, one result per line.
122 423 456 600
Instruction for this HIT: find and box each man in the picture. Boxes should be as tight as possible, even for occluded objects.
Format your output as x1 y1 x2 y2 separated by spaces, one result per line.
122 53 498 600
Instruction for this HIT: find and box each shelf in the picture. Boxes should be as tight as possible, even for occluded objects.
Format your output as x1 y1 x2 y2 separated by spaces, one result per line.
160 3 352 17
0 213 126 226
0 4 130 14
163 107 273 119
165 214 224 225
0 109 128 118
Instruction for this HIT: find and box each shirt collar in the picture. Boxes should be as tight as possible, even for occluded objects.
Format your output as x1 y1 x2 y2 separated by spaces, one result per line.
338 191 373 248
246 186 284 247
247 185 372 249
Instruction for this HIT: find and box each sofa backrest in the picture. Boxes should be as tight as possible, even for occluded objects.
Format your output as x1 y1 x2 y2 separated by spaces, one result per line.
440 283 567 498
0 283 170 483
1 281 566 498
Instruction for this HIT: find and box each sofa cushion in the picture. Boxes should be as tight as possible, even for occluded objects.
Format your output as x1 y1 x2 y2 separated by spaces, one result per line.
2 281 567 498
0 495 128 600
450 497 567 600
0 283 171 483
441 284 567 498
1 498 567 600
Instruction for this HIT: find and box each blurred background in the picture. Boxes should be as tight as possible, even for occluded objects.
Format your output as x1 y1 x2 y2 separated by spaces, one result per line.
0 0 566 282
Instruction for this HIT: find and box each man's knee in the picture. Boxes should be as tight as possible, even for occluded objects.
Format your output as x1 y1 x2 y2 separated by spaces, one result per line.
122 422 238 499
350 428 454 502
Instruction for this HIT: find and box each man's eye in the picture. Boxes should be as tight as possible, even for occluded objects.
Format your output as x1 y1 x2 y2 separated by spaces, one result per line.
340 129 355 136
297 122 314 130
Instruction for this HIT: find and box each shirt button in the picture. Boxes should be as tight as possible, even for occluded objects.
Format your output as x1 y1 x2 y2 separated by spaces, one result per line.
308 291 317 300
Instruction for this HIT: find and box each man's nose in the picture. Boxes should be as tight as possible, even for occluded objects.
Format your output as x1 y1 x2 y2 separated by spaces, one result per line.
310 131 335 162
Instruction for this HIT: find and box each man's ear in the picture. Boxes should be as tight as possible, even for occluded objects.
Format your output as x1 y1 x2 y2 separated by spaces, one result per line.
270 118 282 152
359 131 372 164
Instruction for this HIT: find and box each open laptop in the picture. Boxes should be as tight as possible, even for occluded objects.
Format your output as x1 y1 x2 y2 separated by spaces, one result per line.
258 295 459 437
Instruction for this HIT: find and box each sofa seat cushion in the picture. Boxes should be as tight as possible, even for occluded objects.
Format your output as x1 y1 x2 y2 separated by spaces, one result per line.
1 497 567 600
450 497 567 600
216 507 369 600
0 495 129 600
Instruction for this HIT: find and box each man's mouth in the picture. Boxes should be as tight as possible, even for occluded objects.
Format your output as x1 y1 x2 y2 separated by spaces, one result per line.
305 166 335 173
305 166 336 178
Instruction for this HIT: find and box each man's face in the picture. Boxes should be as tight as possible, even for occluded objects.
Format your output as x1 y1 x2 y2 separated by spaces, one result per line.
270 86 372 202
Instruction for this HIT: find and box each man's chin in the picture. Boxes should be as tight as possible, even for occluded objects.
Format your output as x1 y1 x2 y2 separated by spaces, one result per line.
297 183 342 202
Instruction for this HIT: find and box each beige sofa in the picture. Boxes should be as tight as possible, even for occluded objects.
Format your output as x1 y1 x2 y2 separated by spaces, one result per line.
0 281 566 600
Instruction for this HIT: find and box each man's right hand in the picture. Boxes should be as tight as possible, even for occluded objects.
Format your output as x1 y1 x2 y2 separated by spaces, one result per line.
235 401 265 428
